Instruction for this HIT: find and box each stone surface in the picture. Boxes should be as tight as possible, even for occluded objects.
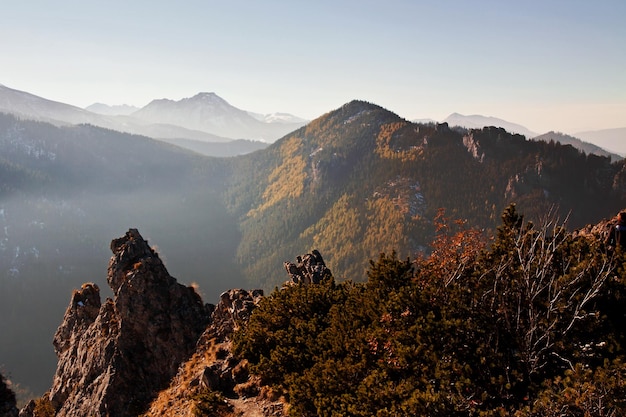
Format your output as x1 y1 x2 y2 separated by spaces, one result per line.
143 288 287 417
283 250 332 285
26 229 210 417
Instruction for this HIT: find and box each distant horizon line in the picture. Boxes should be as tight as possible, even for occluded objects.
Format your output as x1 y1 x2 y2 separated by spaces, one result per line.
1 83 624 137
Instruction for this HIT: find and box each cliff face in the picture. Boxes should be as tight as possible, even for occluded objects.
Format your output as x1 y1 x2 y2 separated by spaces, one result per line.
29 229 211 417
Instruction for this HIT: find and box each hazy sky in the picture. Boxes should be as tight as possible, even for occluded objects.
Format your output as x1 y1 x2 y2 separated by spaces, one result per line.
2 0 625 133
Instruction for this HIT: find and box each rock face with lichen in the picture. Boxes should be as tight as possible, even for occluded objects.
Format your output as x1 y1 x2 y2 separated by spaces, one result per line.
23 229 211 417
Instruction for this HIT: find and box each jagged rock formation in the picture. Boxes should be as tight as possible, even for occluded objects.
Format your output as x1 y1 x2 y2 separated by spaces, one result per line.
22 229 211 417
462 132 485 162
573 210 624 245
143 289 287 417
283 250 332 285
0 373 18 417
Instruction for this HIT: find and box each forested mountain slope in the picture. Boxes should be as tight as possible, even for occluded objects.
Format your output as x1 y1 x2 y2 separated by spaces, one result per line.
225 101 626 289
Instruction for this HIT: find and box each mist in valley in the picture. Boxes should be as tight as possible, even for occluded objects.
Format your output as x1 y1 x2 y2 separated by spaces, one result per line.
1 188 245 397
0 115 246 398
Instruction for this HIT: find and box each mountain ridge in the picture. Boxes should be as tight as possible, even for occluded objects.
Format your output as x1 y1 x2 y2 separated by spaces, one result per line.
0 84 107 126
85 102 140 116
0 85 233 144
434 111 621 159
2 83 621 155
130 92 306 142
0 84 306 150
2 98 626 400
443 112 538 138
575 127 626 155
225 100 626 288
533 131 622 161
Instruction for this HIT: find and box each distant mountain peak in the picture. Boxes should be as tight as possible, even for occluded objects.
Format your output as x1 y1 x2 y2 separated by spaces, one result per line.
0 84 306 143
443 112 538 138
575 127 626 156
132 92 306 141
533 130 622 160
141 92 234 109
336 100 387 117
85 102 139 116
192 91 219 99
187 92 227 103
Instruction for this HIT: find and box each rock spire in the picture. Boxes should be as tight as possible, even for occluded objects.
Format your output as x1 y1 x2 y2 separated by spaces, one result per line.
23 229 210 417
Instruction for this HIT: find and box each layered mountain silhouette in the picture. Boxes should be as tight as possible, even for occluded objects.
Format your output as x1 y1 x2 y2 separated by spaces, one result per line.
534 131 622 161
575 127 626 156
0 85 230 145
0 85 306 156
420 111 622 159
0 113 245 396
3 83 620 157
85 102 140 116
442 112 538 138
1 96 626 402
131 92 305 141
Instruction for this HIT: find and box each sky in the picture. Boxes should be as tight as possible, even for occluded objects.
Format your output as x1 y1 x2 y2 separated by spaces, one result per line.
1 0 625 134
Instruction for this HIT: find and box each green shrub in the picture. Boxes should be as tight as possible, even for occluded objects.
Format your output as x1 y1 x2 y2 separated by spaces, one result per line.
191 389 232 416
33 395 55 417
233 206 626 416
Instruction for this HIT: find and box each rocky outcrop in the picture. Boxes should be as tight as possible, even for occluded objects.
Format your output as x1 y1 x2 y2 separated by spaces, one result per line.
143 289 287 417
23 229 211 417
573 211 621 244
462 133 485 162
0 373 18 417
283 250 332 285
